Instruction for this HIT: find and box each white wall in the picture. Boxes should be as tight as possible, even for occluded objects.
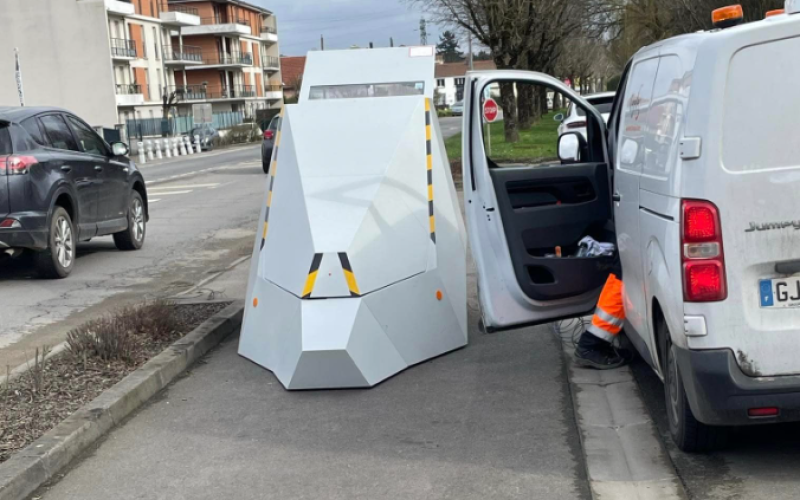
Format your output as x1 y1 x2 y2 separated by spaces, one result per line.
0 0 118 127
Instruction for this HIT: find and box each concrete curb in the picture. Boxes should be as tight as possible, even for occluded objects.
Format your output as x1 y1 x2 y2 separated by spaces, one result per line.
0 302 244 500
563 345 688 500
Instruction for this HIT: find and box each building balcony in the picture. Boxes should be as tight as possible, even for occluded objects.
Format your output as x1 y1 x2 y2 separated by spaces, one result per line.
264 84 283 100
186 51 253 70
262 56 280 72
115 84 144 106
104 0 135 16
261 26 278 44
165 85 257 101
160 5 201 27
162 45 204 65
182 17 252 36
110 38 137 60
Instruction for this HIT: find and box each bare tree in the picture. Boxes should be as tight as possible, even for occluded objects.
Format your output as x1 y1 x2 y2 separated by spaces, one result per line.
411 0 591 141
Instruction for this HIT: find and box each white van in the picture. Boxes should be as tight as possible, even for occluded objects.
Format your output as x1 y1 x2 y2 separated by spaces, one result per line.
463 5 800 451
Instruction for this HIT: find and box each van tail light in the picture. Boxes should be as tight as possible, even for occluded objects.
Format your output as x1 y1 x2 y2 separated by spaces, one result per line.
263 130 274 140
0 155 38 175
682 200 727 302
567 121 587 129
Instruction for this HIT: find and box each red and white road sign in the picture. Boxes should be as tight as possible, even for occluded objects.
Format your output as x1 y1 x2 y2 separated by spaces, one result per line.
483 98 499 123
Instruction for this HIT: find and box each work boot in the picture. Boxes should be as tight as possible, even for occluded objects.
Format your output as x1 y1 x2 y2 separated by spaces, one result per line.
573 331 626 370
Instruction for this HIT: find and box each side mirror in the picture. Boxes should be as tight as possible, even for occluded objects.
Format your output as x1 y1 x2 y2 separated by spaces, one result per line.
558 132 586 164
110 142 130 157
553 113 565 122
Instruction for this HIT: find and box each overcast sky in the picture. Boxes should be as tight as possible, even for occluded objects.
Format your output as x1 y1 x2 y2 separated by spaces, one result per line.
248 0 445 56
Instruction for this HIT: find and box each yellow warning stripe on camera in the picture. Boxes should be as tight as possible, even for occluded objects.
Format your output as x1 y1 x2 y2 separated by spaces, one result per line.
339 253 361 297
425 99 436 244
260 110 284 251
301 253 323 299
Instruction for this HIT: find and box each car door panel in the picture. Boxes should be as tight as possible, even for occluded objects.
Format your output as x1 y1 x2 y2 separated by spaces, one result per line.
97 158 130 234
463 71 615 331
614 56 660 354
38 114 99 239
489 164 614 301
65 115 128 234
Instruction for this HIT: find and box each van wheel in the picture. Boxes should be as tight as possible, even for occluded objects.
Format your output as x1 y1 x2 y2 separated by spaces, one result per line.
662 319 727 452
114 191 146 251
36 206 75 279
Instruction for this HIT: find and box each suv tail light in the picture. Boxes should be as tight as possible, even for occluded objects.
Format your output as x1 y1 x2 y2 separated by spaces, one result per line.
567 121 587 129
264 130 274 140
0 155 38 175
682 200 727 302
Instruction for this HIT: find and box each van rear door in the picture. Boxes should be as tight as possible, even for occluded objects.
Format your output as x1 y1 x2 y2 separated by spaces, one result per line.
688 31 800 377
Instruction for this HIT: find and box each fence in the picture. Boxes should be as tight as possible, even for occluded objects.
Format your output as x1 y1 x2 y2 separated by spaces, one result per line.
124 111 245 141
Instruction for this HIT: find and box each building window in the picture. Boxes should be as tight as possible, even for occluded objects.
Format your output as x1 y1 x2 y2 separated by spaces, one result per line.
455 78 465 86
142 27 148 59
153 27 159 60
436 79 445 87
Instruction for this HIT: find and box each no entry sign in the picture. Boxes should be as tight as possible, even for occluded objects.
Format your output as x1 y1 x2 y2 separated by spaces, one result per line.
483 98 499 122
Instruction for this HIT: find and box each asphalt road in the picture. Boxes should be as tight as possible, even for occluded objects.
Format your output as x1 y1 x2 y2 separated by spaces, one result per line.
36 260 591 500
0 144 266 370
633 357 800 499
438 116 463 139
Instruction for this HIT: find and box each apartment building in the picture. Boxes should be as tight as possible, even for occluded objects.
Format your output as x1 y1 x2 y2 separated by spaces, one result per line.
0 0 282 129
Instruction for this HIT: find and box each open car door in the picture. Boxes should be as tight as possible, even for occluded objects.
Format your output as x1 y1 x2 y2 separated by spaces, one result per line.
463 71 614 332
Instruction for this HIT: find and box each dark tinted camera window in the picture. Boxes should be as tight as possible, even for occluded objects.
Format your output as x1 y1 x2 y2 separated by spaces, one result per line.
67 116 106 156
21 118 46 146
0 125 11 155
40 115 79 151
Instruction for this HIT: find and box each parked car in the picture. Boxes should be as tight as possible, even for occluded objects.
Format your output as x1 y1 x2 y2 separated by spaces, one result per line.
450 100 465 116
555 91 615 140
190 123 219 151
463 6 800 452
0 106 148 278
261 115 280 174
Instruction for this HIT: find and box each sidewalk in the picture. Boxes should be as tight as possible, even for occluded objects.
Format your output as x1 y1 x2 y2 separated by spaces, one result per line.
35 264 593 500
136 142 260 170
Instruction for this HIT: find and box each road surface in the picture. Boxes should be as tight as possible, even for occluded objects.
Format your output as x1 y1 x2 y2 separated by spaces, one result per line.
35 258 591 500
0 145 266 370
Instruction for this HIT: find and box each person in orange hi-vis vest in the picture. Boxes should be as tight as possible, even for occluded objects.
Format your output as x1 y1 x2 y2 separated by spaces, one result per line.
574 273 627 370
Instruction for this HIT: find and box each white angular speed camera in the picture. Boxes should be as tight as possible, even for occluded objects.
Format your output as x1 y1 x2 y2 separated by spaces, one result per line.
239 47 468 390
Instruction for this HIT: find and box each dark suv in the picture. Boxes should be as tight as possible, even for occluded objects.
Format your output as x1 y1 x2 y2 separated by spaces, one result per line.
0 107 148 278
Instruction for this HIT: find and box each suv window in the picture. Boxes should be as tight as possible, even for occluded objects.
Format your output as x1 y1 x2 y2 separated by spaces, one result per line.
0 124 11 155
21 117 46 146
40 115 79 152
67 116 107 156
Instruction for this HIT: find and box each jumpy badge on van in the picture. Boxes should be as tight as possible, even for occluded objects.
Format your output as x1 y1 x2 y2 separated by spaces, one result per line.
760 278 800 308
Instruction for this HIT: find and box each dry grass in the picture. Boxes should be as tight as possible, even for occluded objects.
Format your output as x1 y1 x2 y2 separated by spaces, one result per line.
1 301 229 463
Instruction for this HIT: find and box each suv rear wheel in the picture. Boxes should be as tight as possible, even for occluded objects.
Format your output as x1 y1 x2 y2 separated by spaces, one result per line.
36 206 75 279
662 317 727 452
113 191 146 250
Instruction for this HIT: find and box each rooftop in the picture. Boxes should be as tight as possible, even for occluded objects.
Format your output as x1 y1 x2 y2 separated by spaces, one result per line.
280 56 306 88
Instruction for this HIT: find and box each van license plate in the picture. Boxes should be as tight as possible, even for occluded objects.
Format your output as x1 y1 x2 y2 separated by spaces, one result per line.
760 278 800 308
